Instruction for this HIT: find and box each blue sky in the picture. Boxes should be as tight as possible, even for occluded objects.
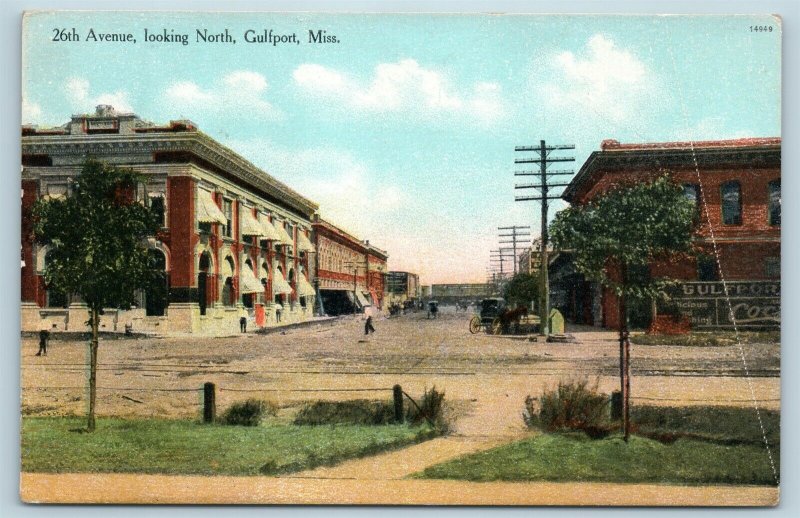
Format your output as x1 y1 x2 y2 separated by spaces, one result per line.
22 12 781 283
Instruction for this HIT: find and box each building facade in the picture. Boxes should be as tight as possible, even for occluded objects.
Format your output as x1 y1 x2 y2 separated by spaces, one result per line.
430 283 493 303
558 137 781 331
312 216 388 316
22 106 320 336
385 271 420 304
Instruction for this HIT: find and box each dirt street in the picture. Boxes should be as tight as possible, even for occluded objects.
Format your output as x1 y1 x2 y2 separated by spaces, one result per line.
20 306 780 505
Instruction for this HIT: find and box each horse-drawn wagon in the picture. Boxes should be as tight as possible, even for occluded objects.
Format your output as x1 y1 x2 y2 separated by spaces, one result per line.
469 298 539 335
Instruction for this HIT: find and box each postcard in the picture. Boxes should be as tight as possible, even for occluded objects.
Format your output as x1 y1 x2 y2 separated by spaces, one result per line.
19 11 781 505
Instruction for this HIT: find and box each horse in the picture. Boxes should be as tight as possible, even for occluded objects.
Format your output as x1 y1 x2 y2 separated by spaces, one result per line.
499 305 528 334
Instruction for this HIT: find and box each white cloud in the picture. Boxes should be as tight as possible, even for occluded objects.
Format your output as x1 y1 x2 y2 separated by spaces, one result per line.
65 77 134 113
21 98 42 124
293 59 505 122
164 70 280 119
673 116 755 141
535 34 656 124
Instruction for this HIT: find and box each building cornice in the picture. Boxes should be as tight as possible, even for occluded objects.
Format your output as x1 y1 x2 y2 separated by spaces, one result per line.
21 131 318 217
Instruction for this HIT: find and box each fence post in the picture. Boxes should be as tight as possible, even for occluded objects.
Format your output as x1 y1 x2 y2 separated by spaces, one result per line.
203 382 216 423
610 390 622 421
393 384 404 423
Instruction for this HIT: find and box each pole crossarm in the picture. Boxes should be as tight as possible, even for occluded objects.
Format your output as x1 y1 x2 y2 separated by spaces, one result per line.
514 157 575 164
515 145 575 152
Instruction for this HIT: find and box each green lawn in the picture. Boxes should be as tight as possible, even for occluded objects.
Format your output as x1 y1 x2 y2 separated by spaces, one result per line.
415 433 779 486
631 331 779 347
22 417 437 476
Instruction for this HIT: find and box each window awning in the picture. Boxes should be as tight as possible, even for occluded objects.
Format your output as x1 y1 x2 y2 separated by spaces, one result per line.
297 274 316 297
274 220 294 247
356 291 371 307
273 268 294 295
259 215 283 241
296 230 315 253
197 189 227 225
240 210 263 236
240 263 265 294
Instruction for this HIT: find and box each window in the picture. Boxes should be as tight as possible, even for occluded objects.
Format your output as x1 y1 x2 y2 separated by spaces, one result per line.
720 181 742 225
768 180 781 226
697 255 719 281
223 199 233 238
198 222 212 234
149 195 166 227
765 257 780 278
683 184 700 204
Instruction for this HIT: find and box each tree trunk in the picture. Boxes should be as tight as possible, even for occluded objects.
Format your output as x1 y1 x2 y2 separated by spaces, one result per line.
618 263 631 442
87 306 100 432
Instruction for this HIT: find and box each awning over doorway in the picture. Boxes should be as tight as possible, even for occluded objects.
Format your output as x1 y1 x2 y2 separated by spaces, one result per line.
240 264 265 294
297 274 316 297
273 268 293 295
196 189 227 225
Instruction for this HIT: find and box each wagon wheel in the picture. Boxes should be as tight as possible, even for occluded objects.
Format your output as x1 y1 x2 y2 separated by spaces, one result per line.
469 316 481 334
490 317 503 335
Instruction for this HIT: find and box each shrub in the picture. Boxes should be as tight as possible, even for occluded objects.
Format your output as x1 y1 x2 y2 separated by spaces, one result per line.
293 399 395 426
523 379 610 436
221 399 277 426
406 386 448 432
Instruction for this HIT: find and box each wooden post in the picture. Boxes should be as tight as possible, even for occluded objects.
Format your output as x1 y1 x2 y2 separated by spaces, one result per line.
203 382 216 423
393 384 404 423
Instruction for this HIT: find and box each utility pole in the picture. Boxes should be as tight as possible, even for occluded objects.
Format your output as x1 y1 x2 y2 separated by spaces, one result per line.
498 226 531 275
515 140 575 336
489 248 514 280
344 260 361 315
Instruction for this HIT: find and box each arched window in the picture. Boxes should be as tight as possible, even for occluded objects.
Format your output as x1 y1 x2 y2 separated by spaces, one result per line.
768 179 781 226
222 256 236 307
720 181 742 225
198 251 212 316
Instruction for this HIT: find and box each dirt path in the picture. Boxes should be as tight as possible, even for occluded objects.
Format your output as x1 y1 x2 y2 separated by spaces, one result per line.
20 472 778 505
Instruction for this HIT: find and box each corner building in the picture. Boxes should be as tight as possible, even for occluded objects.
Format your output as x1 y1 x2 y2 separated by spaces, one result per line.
22 106 319 336
558 138 780 332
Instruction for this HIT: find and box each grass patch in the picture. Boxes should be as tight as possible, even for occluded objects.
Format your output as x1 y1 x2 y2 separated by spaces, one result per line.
294 399 395 426
632 405 780 447
22 417 438 476
631 331 779 347
415 433 778 486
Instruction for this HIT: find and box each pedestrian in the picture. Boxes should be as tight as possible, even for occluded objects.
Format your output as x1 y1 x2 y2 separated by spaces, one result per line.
36 328 50 356
364 315 375 335
239 316 247 333
275 303 283 323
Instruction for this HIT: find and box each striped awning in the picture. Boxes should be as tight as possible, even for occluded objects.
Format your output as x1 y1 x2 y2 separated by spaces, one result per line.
273 268 293 295
356 291 371 307
258 215 283 241
240 263 265 294
296 230 315 253
240 210 263 236
274 220 294 247
196 190 227 225
297 274 316 297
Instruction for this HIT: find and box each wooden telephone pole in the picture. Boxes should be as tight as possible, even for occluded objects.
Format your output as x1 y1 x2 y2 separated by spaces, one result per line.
498 226 531 275
514 141 574 336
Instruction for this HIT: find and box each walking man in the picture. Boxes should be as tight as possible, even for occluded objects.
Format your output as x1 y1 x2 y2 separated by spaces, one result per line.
275 303 283 323
364 315 375 335
36 328 50 356
239 315 247 333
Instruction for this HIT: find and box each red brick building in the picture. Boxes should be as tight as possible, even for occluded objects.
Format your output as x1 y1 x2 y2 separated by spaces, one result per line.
558 137 780 331
22 106 319 335
312 216 388 316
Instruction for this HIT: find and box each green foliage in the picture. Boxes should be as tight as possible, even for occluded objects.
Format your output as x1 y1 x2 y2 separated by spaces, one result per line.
407 386 448 431
31 159 162 312
415 433 779 486
221 399 278 426
550 175 696 300
293 399 395 426
21 417 437 476
503 273 539 308
524 379 610 437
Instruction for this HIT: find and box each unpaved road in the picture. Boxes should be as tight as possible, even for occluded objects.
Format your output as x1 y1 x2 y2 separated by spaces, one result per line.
20 307 780 505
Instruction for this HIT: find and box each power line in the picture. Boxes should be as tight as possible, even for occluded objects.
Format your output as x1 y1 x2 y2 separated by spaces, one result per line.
514 140 575 336
498 225 531 275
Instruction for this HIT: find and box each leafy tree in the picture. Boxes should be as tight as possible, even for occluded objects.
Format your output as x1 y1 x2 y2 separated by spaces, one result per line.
32 160 162 432
549 175 696 440
503 273 539 309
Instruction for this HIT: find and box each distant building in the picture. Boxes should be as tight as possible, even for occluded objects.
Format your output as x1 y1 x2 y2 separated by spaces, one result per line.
23 106 322 335
556 137 780 331
386 271 420 303
312 217 387 315
430 283 493 302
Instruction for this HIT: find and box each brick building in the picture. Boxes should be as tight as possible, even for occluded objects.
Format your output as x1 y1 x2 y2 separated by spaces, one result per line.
312 216 388 316
558 137 780 331
386 271 420 304
22 106 320 335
